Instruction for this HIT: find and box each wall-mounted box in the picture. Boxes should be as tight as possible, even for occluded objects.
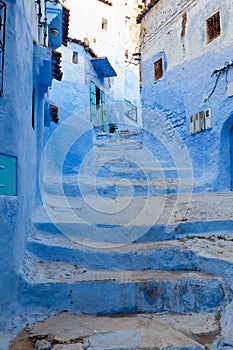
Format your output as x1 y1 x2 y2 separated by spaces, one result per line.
189 109 211 134
0 154 17 196
227 82 233 97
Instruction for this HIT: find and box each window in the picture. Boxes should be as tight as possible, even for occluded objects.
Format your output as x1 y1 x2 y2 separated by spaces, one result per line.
72 51 78 64
102 17 108 30
154 58 163 81
189 109 211 134
206 11 221 43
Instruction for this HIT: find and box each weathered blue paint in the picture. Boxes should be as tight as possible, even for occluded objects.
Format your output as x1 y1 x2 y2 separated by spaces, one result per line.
0 0 57 332
44 40 118 175
140 2 233 192
47 2 63 50
20 273 224 315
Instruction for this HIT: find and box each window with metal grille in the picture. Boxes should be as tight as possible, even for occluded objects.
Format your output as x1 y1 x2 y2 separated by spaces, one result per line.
206 11 221 43
154 58 163 81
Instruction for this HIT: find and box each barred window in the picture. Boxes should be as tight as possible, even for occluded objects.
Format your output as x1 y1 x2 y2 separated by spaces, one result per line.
206 11 221 43
154 58 163 81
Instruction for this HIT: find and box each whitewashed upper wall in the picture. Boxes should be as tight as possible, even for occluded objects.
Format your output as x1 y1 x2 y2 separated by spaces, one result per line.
65 0 125 100
141 0 233 68
66 0 125 61
24 0 46 44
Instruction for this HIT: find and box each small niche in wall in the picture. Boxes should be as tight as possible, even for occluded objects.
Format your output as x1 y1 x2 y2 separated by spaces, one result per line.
72 51 78 64
102 17 108 30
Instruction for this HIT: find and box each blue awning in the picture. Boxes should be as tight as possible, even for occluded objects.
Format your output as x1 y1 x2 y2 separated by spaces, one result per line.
91 57 117 78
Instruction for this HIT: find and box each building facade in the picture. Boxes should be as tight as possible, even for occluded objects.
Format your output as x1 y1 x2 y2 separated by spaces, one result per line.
138 0 233 191
44 0 146 177
46 38 118 174
0 0 68 329
65 0 142 125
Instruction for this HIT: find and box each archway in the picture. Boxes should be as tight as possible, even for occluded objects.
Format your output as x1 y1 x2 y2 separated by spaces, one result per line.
217 112 233 191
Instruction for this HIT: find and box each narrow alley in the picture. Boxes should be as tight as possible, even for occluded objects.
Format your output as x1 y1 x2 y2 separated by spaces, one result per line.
1 0 233 349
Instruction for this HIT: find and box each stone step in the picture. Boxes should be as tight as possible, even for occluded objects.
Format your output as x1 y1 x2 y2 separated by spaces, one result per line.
12 311 221 349
97 139 143 150
43 176 192 197
32 193 233 245
20 253 225 314
27 231 197 270
90 144 167 161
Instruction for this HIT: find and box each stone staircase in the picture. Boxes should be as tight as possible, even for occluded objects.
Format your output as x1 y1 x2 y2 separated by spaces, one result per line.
17 128 233 349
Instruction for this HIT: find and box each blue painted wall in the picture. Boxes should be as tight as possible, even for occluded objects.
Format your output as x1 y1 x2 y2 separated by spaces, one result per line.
140 1 233 192
0 0 53 329
45 40 116 175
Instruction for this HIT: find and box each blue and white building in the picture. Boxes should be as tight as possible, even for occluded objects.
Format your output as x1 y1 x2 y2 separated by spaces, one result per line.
0 0 69 329
45 0 144 174
62 0 142 125
138 0 233 192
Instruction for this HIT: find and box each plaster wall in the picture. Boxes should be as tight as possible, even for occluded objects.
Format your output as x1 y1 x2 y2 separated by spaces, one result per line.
0 0 49 328
140 0 233 191
65 0 124 100
46 41 115 174
65 0 141 112
124 0 142 108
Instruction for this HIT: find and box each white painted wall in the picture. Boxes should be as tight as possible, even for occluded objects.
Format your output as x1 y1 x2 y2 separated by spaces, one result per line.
141 0 233 66
24 0 46 44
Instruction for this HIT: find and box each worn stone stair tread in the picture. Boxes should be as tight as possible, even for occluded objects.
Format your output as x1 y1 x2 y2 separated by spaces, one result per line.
23 311 220 349
43 180 192 194
20 254 224 314
34 192 233 225
27 230 233 276
29 230 185 251
76 176 191 187
22 253 221 284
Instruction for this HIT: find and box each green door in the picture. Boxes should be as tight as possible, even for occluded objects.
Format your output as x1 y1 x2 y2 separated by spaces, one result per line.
100 90 106 132
90 81 97 126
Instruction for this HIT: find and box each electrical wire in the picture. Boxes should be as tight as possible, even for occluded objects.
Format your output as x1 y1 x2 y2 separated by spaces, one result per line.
204 61 233 102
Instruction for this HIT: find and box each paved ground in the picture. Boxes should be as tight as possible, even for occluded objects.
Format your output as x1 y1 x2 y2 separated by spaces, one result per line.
9 311 220 350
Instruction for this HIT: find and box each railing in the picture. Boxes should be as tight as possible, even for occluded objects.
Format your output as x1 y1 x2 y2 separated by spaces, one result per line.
124 99 138 123
0 1 6 96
